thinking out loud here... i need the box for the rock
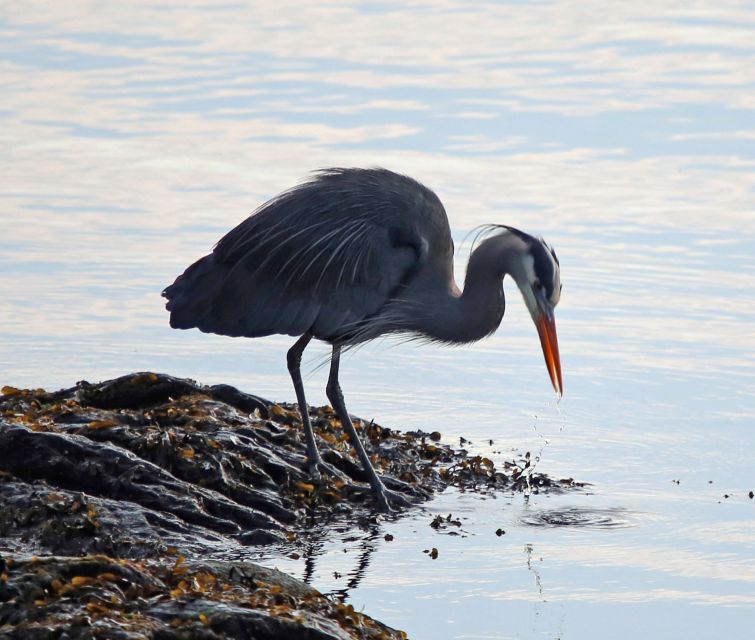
[0,555,402,639]
[0,372,581,638]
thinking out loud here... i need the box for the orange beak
[536,312,563,396]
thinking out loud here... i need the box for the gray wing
[163,168,446,342]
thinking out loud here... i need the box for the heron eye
[533,280,542,290]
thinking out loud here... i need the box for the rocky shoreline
[0,373,581,639]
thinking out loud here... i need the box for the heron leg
[287,333,324,476]
[326,346,412,511]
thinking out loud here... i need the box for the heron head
[503,228,563,396]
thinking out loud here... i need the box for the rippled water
[2,2,755,638]
[518,506,636,530]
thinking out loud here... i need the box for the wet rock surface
[0,372,582,638]
[0,554,401,640]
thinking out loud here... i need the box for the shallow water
[2,2,755,638]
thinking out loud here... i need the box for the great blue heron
[163,167,562,510]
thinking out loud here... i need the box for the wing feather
[163,168,444,342]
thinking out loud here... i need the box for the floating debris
[429,513,464,536]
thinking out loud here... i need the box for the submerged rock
[0,372,581,638]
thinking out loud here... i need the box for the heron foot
[305,456,349,483]
[346,482,415,512]
[379,474,431,499]
[374,486,415,512]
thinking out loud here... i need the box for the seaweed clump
[0,554,405,639]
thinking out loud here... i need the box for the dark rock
[0,372,583,638]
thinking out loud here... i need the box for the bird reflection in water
[298,516,382,602]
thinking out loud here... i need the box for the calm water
[2,2,755,638]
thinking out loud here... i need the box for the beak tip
[536,313,563,400]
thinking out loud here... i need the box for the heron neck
[422,242,517,344]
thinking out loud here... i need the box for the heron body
[163,168,562,509]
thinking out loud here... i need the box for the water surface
[2,2,755,638]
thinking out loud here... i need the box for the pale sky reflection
[488,587,755,606]
[2,3,755,639]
